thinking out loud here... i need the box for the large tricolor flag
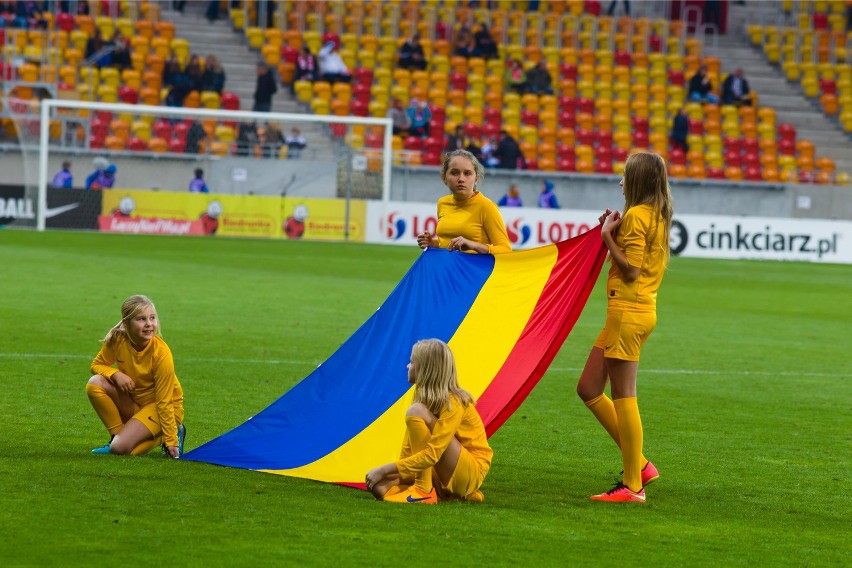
[183,229,607,487]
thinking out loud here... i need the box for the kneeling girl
[365,339,492,504]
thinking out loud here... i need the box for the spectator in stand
[110,31,131,70]
[189,168,209,193]
[200,54,226,94]
[252,63,277,112]
[481,135,500,168]
[292,46,318,93]
[184,120,208,154]
[85,28,110,66]
[398,33,428,71]
[537,179,559,209]
[186,54,204,92]
[86,161,117,190]
[164,57,192,107]
[670,108,689,153]
[687,65,719,104]
[607,0,631,16]
[494,130,525,170]
[318,41,351,84]
[387,98,412,136]
[721,68,753,107]
[407,99,432,138]
[261,122,285,158]
[453,27,476,58]
[205,0,220,22]
[445,124,468,154]
[497,184,523,207]
[285,127,307,159]
[465,137,483,163]
[526,60,554,95]
[505,59,528,94]
[473,24,498,60]
[14,1,47,29]
[52,161,73,188]
[235,122,258,156]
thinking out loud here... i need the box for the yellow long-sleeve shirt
[607,203,667,312]
[396,395,493,479]
[435,191,512,254]
[91,334,184,447]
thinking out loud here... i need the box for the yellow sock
[405,416,433,493]
[585,393,649,466]
[585,393,621,445]
[614,397,644,492]
[86,383,123,436]
[130,436,162,456]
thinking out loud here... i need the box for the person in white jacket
[318,42,351,84]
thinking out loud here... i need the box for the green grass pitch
[1,229,849,567]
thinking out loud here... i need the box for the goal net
[6,98,392,241]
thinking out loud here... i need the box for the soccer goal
[15,98,393,236]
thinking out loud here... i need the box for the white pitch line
[1,353,849,378]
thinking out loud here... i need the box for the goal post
[33,98,394,232]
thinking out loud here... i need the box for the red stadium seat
[352,67,373,86]
[688,118,703,135]
[777,124,796,143]
[153,120,172,139]
[560,64,578,81]
[449,73,467,91]
[724,149,742,167]
[171,122,189,143]
[576,128,594,145]
[724,137,741,154]
[127,137,147,151]
[350,99,369,116]
[404,136,423,151]
[221,92,240,111]
[778,138,796,155]
[280,45,298,64]
[557,156,576,171]
[421,150,442,165]
[168,138,184,153]
[577,98,594,114]
[559,96,577,113]
[669,147,686,165]
[706,166,725,179]
[614,51,631,66]
[56,12,75,32]
[118,86,138,104]
[521,110,538,126]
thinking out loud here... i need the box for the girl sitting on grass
[365,339,492,504]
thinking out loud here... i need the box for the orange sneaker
[590,483,646,503]
[383,485,438,504]
[641,461,660,487]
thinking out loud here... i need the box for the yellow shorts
[133,403,185,438]
[444,447,490,498]
[593,309,656,362]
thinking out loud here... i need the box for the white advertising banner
[365,201,852,264]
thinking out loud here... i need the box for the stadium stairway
[162,3,336,161]
[720,1,852,174]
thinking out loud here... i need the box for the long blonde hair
[411,339,474,416]
[622,152,673,261]
[102,295,160,346]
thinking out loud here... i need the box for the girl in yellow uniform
[85,295,186,457]
[416,149,511,255]
[365,339,493,504]
[576,152,673,503]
